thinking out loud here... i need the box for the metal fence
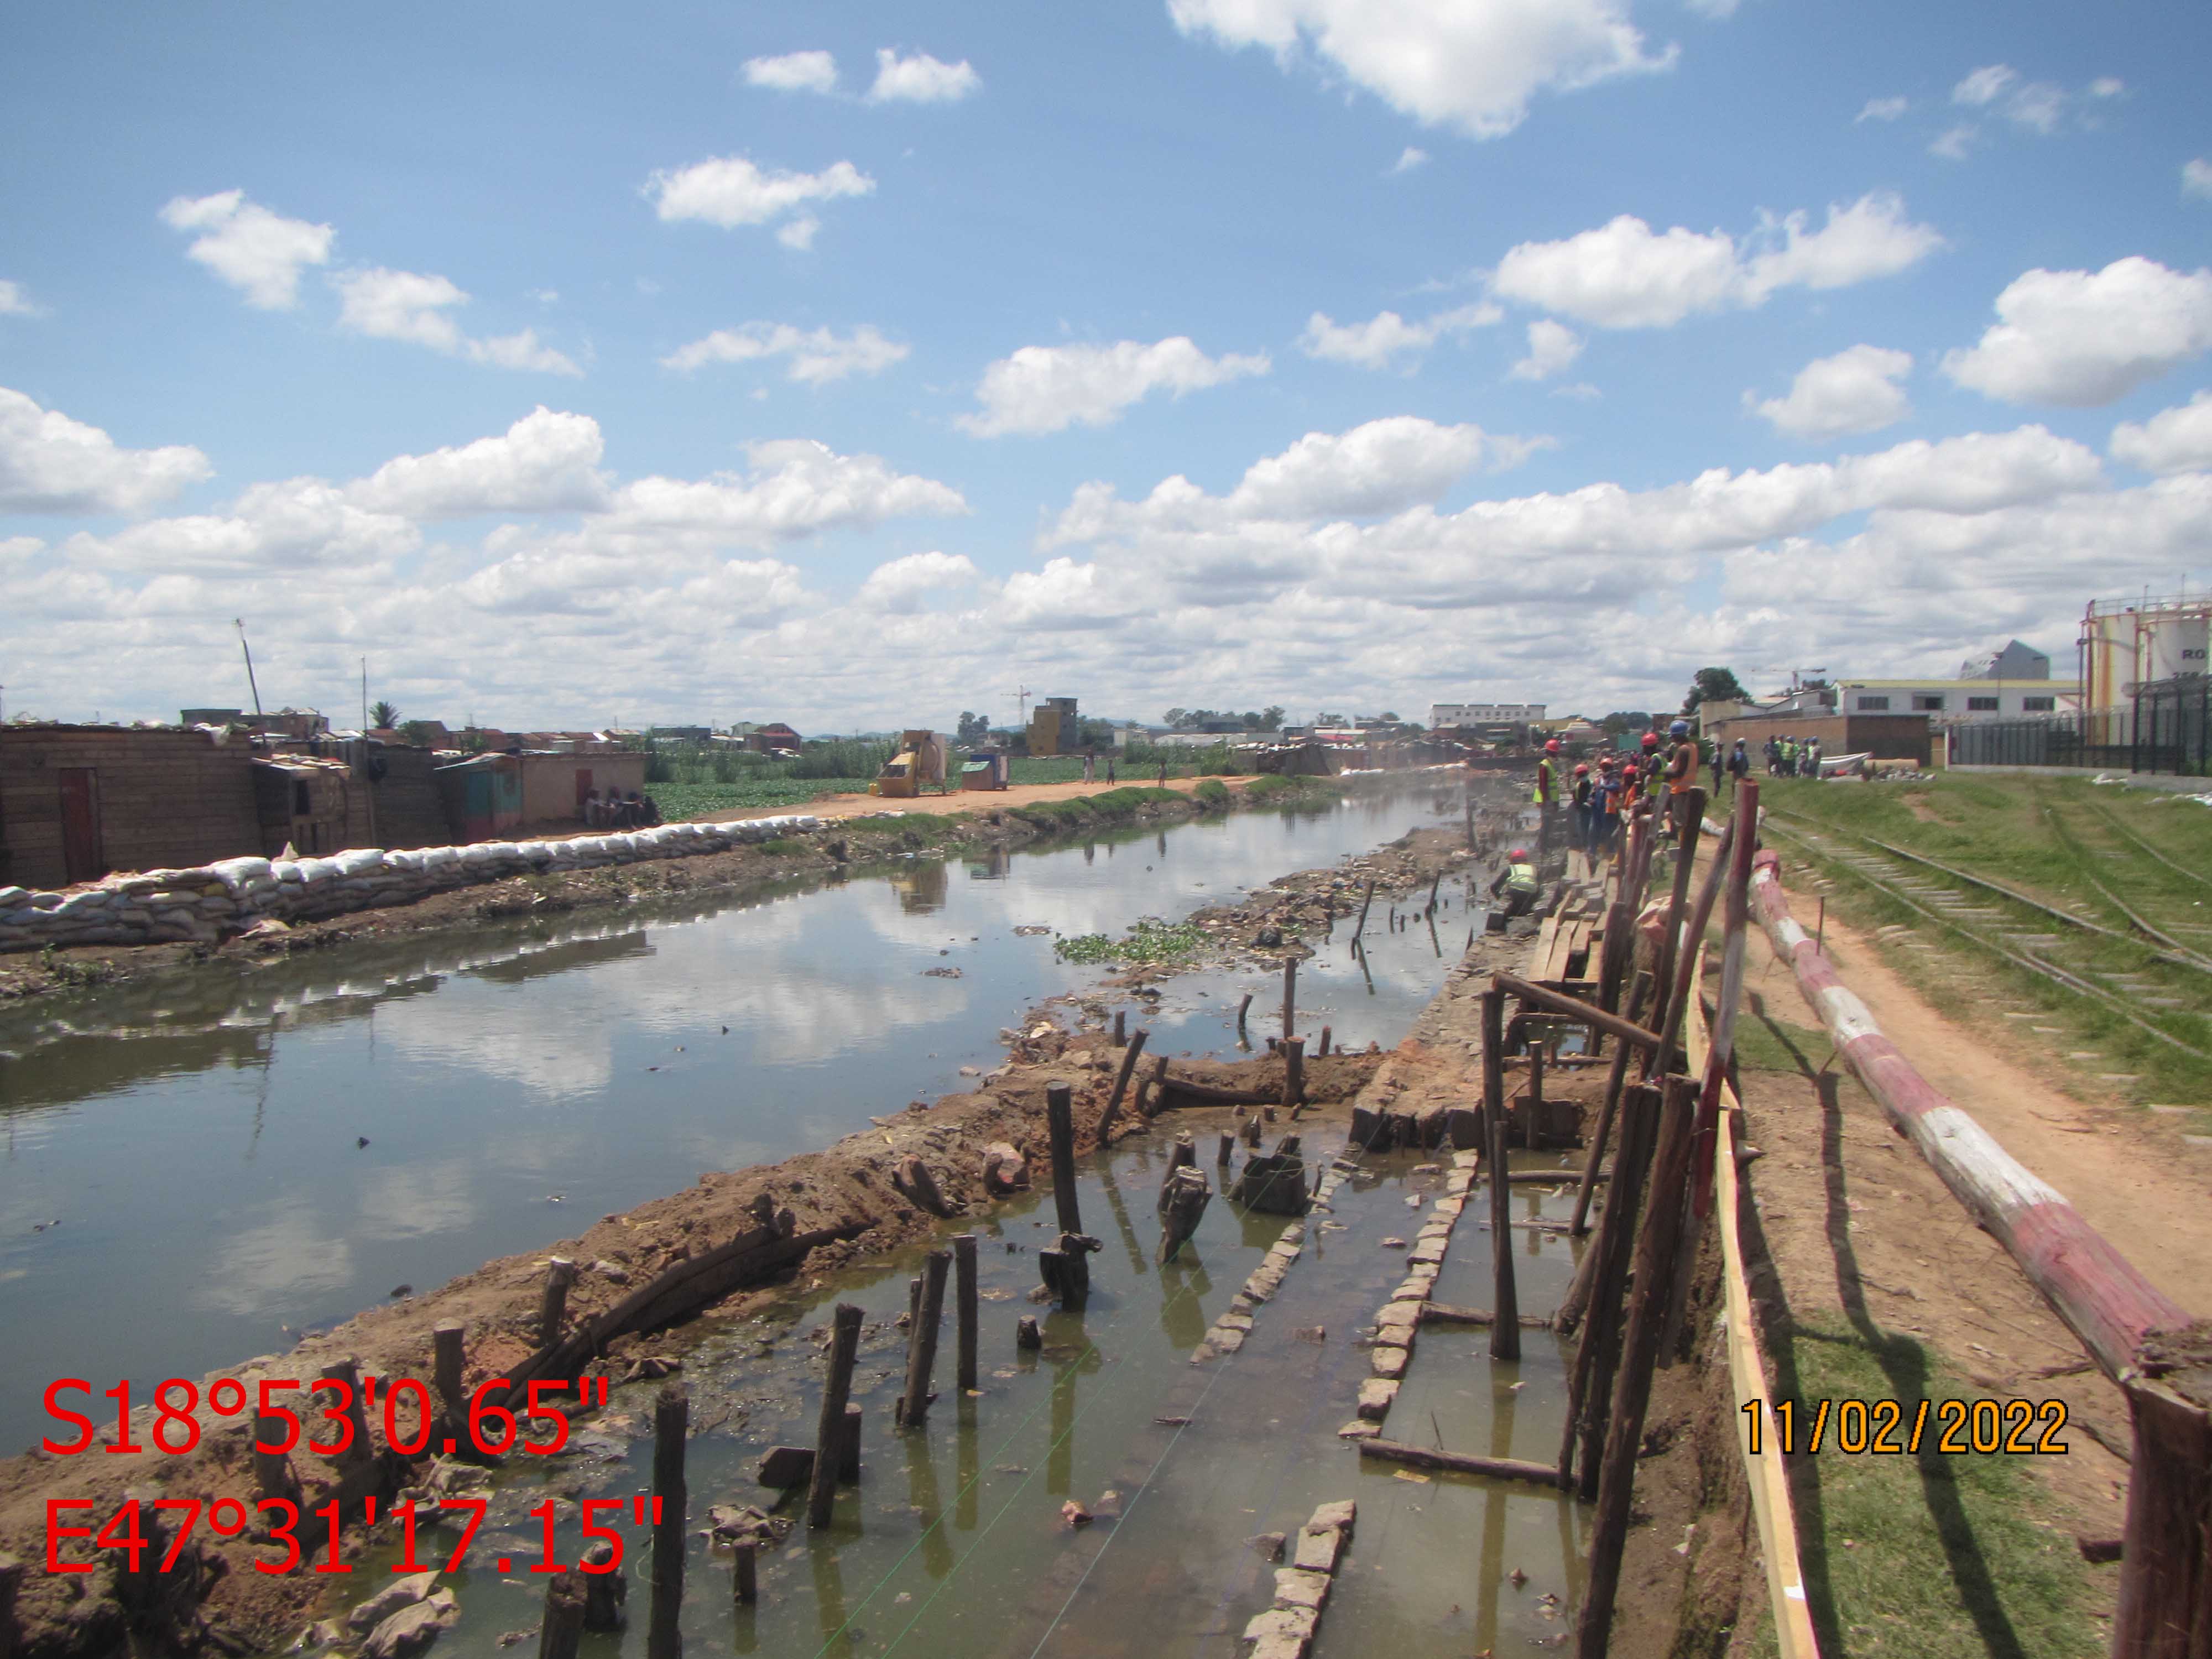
[1947,676,2210,775]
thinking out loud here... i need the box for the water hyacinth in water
[1053,918,1207,964]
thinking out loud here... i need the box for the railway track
[1761,806,2212,1065]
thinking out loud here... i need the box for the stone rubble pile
[0,816,824,952]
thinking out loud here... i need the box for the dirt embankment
[0,777,1331,1005]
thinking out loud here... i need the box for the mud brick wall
[371,747,454,848]
[0,727,262,890]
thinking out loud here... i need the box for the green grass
[1053,919,1207,964]
[1760,774,2212,1107]
[650,778,878,820]
[1194,778,1231,808]
[1773,1318,2106,1659]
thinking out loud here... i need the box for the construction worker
[1533,739,1561,807]
[1588,761,1621,863]
[1665,718,1698,839]
[1571,763,1593,853]
[1728,738,1750,793]
[1489,846,1542,917]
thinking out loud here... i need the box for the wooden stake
[953,1234,979,1394]
[1479,987,1506,1155]
[1046,1081,1083,1237]
[898,1249,951,1427]
[1576,1079,1696,1659]
[1641,790,1710,1080]
[1318,1024,1331,1057]
[1281,956,1297,1040]
[432,1321,466,1422]
[1525,1045,1545,1151]
[1489,1110,1521,1363]
[646,1383,687,1659]
[838,1405,861,1483]
[1561,1083,1663,1495]
[732,1542,758,1607]
[1355,879,1376,940]
[1097,1030,1149,1139]
[539,1258,577,1349]
[539,1567,587,1659]
[317,1358,373,1470]
[1237,992,1253,1037]
[1113,1010,1126,1046]
[807,1305,862,1528]
[1570,972,1651,1240]
[1216,1132,1234,1165]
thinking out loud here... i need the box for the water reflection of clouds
[354,1161,477,1241]
[195,1199,355,1316]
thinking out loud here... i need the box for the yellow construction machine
[870,729,949,798]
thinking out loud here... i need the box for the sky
[2,1,2209,734]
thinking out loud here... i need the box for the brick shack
[0,724,263,888]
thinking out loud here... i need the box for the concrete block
[1273,1568,1332,1613]
[1292,1526,1343,1574]
[1356,1379,1398,1420]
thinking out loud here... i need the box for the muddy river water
[0,791,1484,1455]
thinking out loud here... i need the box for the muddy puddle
[0,791,1485,1453]
[322,1117,1590,1659]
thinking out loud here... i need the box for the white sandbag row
[0,815,822,952]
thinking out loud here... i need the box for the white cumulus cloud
[867,49,982,103]
[646,156,875,232]
[0,280,39,317]
[1855,96,1907,122]
[855,550,982,611]
[1751,345,1913,439]
[661,322,910,383]
[743,50,838,94]
[2110,392,2212,476]
[347,408,609,519]
[1493,192,1941,328]
[1390,147,1430,174]
[1298,302,1500,369]
[1953,64,2016,107]
[958,337,1269,437]
[1167,0,1675,140]
[1929,124,1978,161]
[0,386,213,515]
[1510,320,1584,381]
[335,268,581,374]
[159,190,334,309]
[2185,160,2212,202]
[1942,258,2212,406]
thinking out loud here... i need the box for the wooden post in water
[1525,1045,1545,1151]
[1217,1132,1234,1165]
[1576,1079,1696,1659]
[1318,1025,1331,1058]
[1641,790,1709,1080]
[953,1234,979,1394]
[646,1383,687,1659]
[538,1568,587,1659]
[432,1321,466,1423]
[1281,957,1297,1040]
[1113,1010,1126,1046]
[837,1405,861,1482]
[1097,1030,1149,1139]
[1479,987,1506,1157]
[1488,1110,1521,1363]
[1355,879,1376,940]
[898,1249,951,1427]
[1282,1037,1306,1116]
[807,1305,863,1528]
[539,1258,576,1348]
[1046,1082,1083,1236]
[732,1543,758,1607]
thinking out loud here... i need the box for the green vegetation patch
[1053,919,1207,964]
[1776,1317,2106,1659]
[651,779,875,820]
[1194,778,1231,808]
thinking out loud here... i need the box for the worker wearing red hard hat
[1490,846,1541,917]
[1571,762,1594,858]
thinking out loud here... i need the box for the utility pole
[236,620,264,722]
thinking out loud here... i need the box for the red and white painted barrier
[1749,847,2188,1383]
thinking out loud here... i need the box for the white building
[1835,679,2078,721]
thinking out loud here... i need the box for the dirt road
[702,773,1225,824]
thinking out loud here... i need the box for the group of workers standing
[1762,734,1824,777]
[1517,719,1768,891]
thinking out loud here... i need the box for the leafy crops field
[649,779,878,821]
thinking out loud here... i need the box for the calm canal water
[0,791,1486,1453]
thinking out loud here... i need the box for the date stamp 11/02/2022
[1745,1396,2070,1457]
